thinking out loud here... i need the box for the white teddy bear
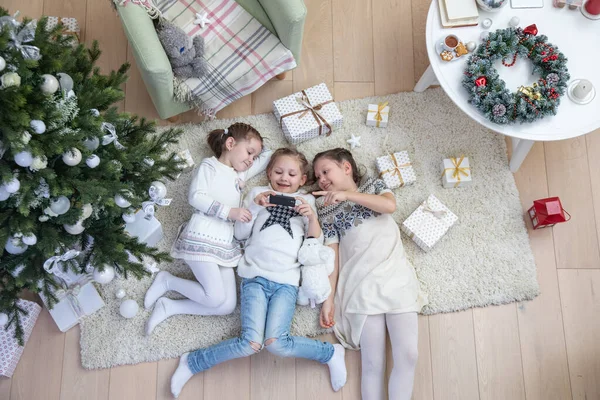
[297,237,335,308]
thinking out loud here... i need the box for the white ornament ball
[119,299,139,319]
[40,74,59,94]
[30,120,46,134]
[62,148,82,166]
[4,177,20,193]
[86,155,100,168]
[509,16,520,27]
[0,56,5,72]
[0,313,8,327]
[143,157,155,167]
[0,186,9,201]
[149,181,167,199]
[115,289,126,299]
[14,151,33,167]
[30,156,48,171]
[93,265,116,285]
[114,193,131,208]
[22,233,37,245]
[90,109,100,117]
[56,73,74,93]
[82,136,100,150]
[5,238,27,255]
[466,41,477,52]
[81,203,93,220]
[50,196,71,215]
[38,215,49,222]
[64,221,85,235]
[44,207,59,217]
[122,212,136,223]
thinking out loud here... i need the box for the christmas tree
[0,10,184,343]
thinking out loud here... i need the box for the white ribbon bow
[101,122,126,150]
[422,199,447,219]
[43,249,81,283]
[55,283,84,318]
[4,18,41,60]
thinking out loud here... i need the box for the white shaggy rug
[79,88,539,369]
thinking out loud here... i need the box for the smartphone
[269,194,296,207]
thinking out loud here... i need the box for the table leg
[414,65,439,92]
[510,138,535,172]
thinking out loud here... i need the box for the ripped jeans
[187,276,334,374]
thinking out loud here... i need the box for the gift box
[273,83,343,144]
[0,299,41,377]
[528,197,571,229]
[401,194,458,252]
[39,268,105,332]
[366,102,389,128]
[376,151,416,189]
[45,17,80,41]
[441,156,472,188]
[125,210,164,247]
[175,149,196,178]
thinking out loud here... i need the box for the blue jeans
[187,276,334,374]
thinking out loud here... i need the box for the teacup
[442,34,459,51]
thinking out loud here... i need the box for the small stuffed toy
[156,19,208,79]
[297,238,335,308]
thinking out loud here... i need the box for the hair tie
[221,128,229,139]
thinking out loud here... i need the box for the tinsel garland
[463,25,570,124]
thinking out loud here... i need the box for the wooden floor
[2,0,599,399]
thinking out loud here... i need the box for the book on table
[438,0,479,28]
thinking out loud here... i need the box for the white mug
[442,34,459,51]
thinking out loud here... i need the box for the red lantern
[527,197,570,229]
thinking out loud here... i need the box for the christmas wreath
[463,24,570,124]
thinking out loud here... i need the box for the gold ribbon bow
[422,198,447,219]
[379,153,412,187]
[279,91,334,137]
[442,155,471,188]
[368,102,389,127]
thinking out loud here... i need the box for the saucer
[567,79,596,105]
[435,37,468,62]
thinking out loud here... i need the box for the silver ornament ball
[86,155,100,168]
[62,148,82,166]
[119,299,139,319]
[0,186,9,201]
[4,177,20,194]
[114,193,132,208]
[22,233,37,245]
[50,196,71,215]
[40,74,59,94]
[14,151,33,167]
[56,73,74,93]
[93,265,116,285]
[82,136,100,150]
[0,56,5,72]
[466,41,477,52]
[64,221,85,235]
[115,289,126,299]
[149,181,167,199]
[81,203,94,220]
[30,120,46,134]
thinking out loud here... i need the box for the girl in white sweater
[169,148,346,398]
[144,123,272,335]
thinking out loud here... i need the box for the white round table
[414,0,600,171]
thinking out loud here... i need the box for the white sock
[144,271,172,309]
[326,344,347,392]
[171,352,194,399]
[145,297,170,336]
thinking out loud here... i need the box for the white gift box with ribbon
[125,210,164,247]
[39,253,104,332]
[273,82,343,144]
[366,102,390,128]
[441,156,472,188]
[376,151,416,189]
[401,194,458,252]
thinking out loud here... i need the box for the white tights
[144,261,237,335]
[359,312,418,400]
